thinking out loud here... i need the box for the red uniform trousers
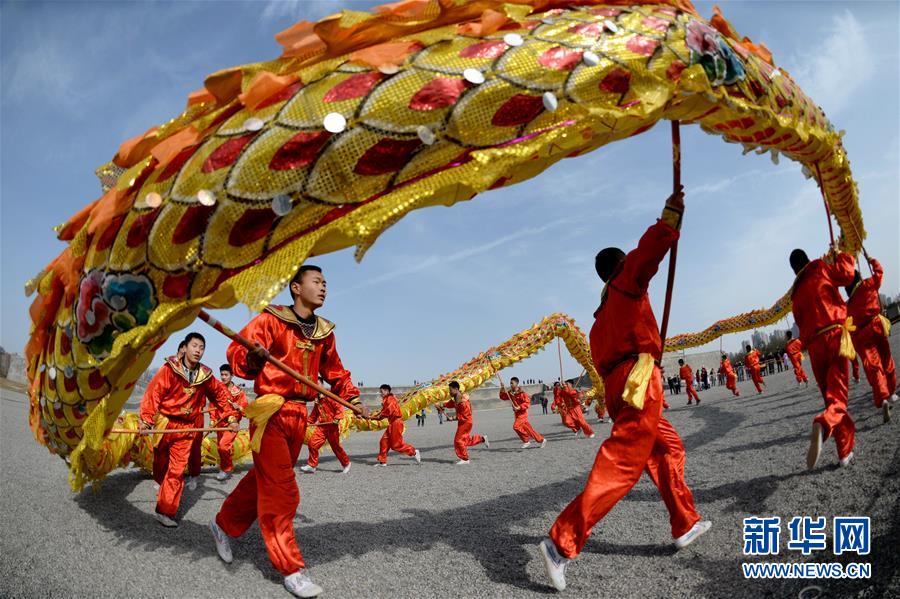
[852,318,897,407]
[748,366,764,393]
[377,420,416,463]
[188,413,204,477]
[152,418,197,518]
[550,362,700,559]
[808,329,855,459]
[216,402,308,576]
[851,356,860,381]
[513,411,544,443]
[568,408,594,436]
[725,373,739,396]
[454,419,484,460]
[306,422,350,468]
[216,430,240,472]
[558,408,577,432]
[790,356,809,383]
[684,381,700,403]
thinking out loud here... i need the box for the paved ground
[2,332,899,598]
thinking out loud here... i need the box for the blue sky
[1,1,898,386]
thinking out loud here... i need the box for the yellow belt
[815,318,857,361]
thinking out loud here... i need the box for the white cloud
[787,10,874,116]
[335,217,574,295]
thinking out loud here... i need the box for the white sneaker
[574,430,580,438]
[839,452,854,468]
[806,422,824,470]
[299,465,316,474]
[373,462,387,467]
[284,570,323,598]
[153,482,160,491]
[216,470,231,482]
[588,433,595,439]
[455,459,470,465]
[483,435,490,449]
[540,439,547,448]
[186,476,198,491]
[890,393,900,404]
[675,520,712,549]
[209,518,233,563]
[883,402,892,424]
[521,441,532,449]
[538,538,569,591]
[341,463,351,474]
[413,449,421,464]
[155,512,178,528]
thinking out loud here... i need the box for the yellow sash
[838,317,857,360]
[243,394,286,453]
[622,353,654,410]
[878,314,892,338]
[152,414,170,448]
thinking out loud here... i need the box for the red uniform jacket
[560,386,581,411]
[719,358,735,378]
[551,387,565,412]
[209,383,249,425]
[444,394,473,424]
[785,339,804,361]
[140,358,236,426]
[846,259,884,330]
[744,350,761,371]
[500,388,530,413]
[790,253,856,344]
[227,305,360,404]
[679,364,693,384]
[590,220,678,376]
[380,393,403,422]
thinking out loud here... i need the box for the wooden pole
[556,337,565,384]
[659,120,681,346]
[112,427,241,434]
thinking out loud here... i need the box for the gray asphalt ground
[2,332,899,599]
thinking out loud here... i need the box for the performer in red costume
[539,189,709,592]
[785,331,809,388]
[444,381,488,464]
[210,265,366,599]
[719,355,740,397]
[551,382,576,432]
[845,257,898,423]
[212,364,249,481]
[300,391,352,475]
[499,377,546,448]
[789,248,857,470]
[561,382,594,438]
[678,358,701,405]
[140,332,237,527]
[374,384,420,465]
[743,345,765,394]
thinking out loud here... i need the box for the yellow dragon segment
[25,0,863,489]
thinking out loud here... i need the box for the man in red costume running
[561,382,594,438]
[140,332,238,527]
[444,381,488,464]
[678,358,701,405]
[551,382,576,432]
[789,248,857,470]
[784,331,809,388]
[719,355,740,397]
[845,256,898,423]
[538,189,709,591]
[500,377,546,448]
[209,265,367,599]
[300,391,352,475]
[743,345,765,394]
[212,364,249,481]
[374,384,420,465]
